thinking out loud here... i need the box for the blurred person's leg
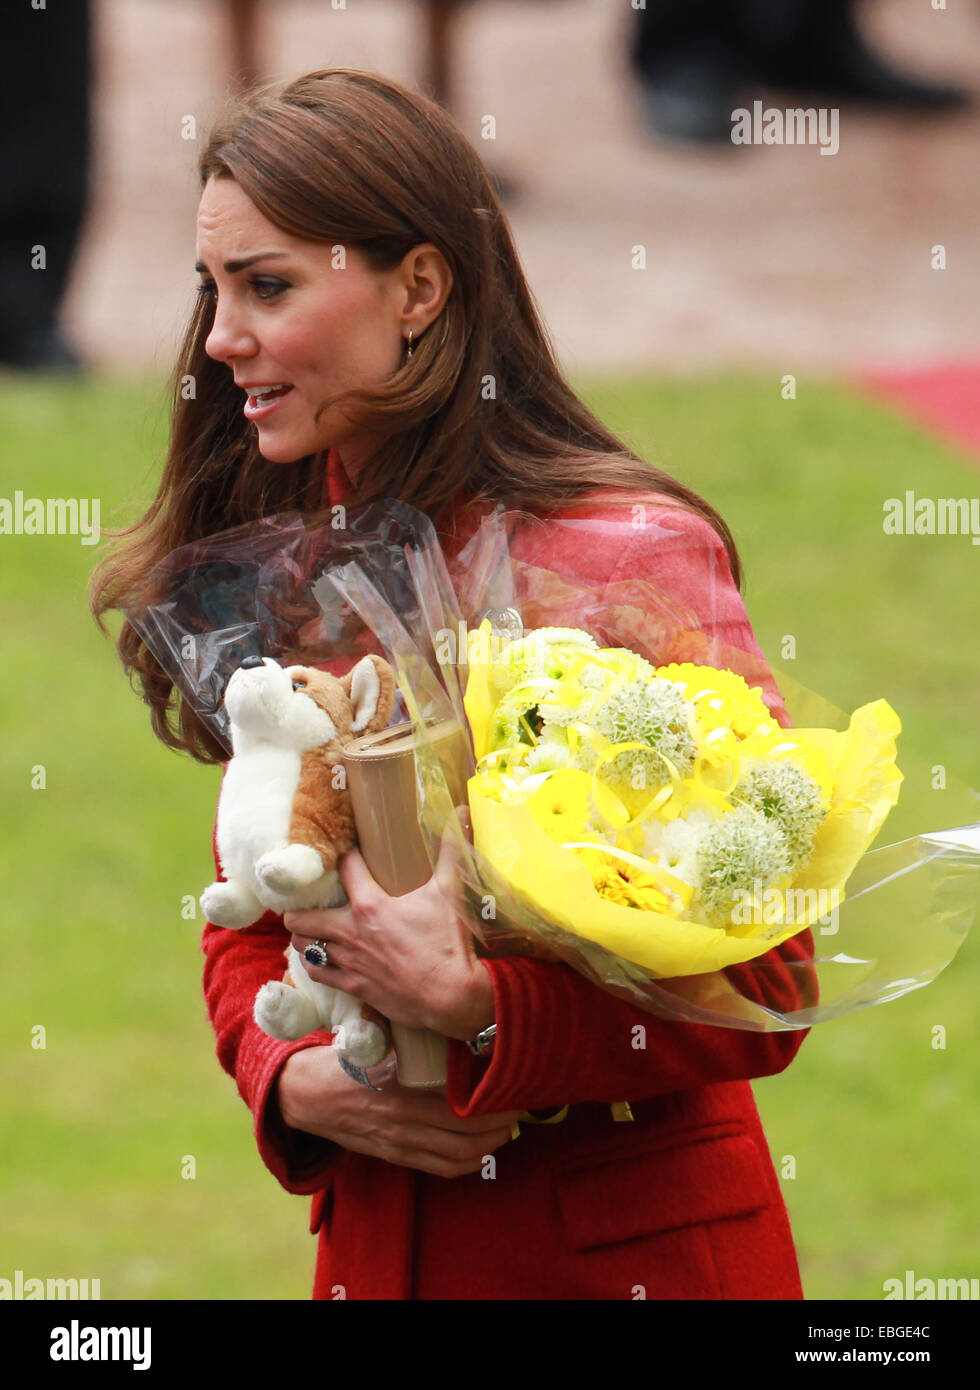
[1,0,91,371]
[630,0,742,142]
[422,0,459,109]
[419,0,521,202]
[227,0,262,94]
[735,0,968,108]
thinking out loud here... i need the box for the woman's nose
[204,301,258,363]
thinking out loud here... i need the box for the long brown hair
[90,67,743,765]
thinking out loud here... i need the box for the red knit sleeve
[446,504,814,1116]
[201,790,342,1194]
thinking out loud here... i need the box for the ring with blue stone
[303,939,330,968]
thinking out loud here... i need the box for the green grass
[1,369,977,1300]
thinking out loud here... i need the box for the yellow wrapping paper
[465,632,904,977]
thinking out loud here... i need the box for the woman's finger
[383,1089,523,1134]
[327,1133,499,1181]
[289,932,344,963]
[392,1145,510,1180]
[338,846,385,913]
[376,1119,516,1169]
[418,1105,525,1136]
[283,904,355,940]
[296,956,356,993]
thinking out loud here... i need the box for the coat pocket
[555,1129,771,1252]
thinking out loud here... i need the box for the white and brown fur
[199,655,396,1066]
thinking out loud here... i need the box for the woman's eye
[251,278,287,300]
[194,278,287,302]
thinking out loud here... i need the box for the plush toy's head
[225,653,397,751]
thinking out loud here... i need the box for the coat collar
[321,444,355,509]
[320,444,487,559]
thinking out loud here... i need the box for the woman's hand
[283,827,494,1040]
[277,1045,520,1179]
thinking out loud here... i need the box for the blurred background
[2,0,978,1301]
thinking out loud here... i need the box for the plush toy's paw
[255,844,324,895]
[334,1019,389,1068]
[253,981,321,1041]
[200,880,262,930]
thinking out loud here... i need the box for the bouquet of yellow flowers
[465,622,902,977]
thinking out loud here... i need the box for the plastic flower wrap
[126,497,980,1032]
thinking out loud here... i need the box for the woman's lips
[243,385,294,421]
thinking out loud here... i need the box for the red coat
[201,448,812,1300]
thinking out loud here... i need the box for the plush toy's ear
[344,655,397,735]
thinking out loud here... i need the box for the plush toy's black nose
[240,654,265,670]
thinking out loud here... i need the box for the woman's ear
[400,243,453,332]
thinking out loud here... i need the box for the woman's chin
[255,433,308,464]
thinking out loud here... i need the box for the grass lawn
[1,369,977,1300]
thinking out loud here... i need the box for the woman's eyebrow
[194,251,290,275]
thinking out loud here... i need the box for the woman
[91,68,812,1301]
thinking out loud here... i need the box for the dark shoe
[638,47,741,144]
[742,15,969,109]
[0,326,86,374]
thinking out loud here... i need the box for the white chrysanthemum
[735,758,826,868]
[524,728,574,773]
[535,698,580,730]
[571,677,697,791]
[578,662,609,691]
[695,805,792,923]
[495,628,598,688]
[642,808,716,887]
[596,677,692,748]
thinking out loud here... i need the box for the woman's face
[195,176,449,478]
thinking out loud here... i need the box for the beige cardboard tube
[341,720,470,1088]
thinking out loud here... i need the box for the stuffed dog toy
[200,653,397,1067]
